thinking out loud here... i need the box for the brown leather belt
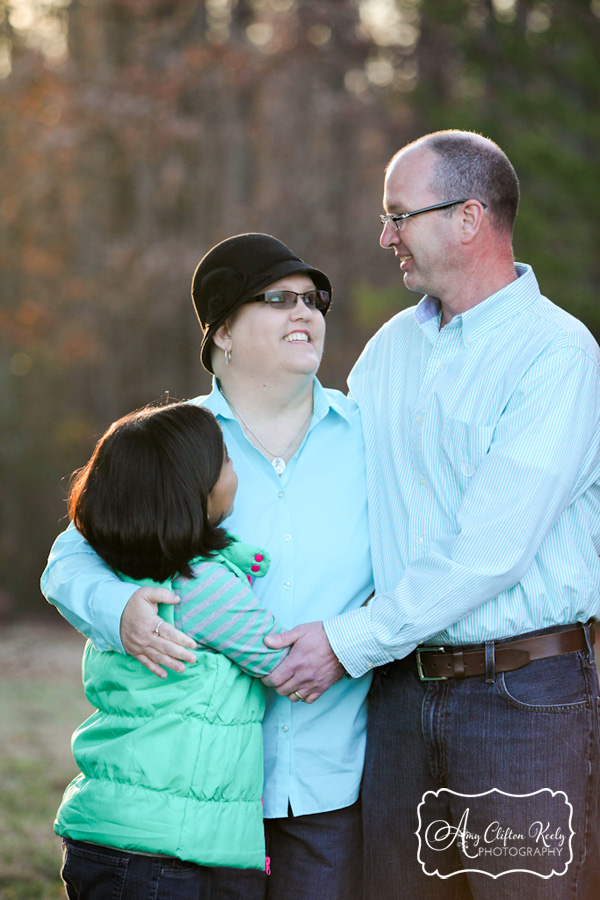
[415,623,592,681]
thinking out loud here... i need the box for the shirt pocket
[440,418,495,492]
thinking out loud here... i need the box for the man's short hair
[400,130,520,234]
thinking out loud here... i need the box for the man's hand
[262,621,346,703]
[120,587,197,678]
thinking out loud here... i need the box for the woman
[42,234,374,900]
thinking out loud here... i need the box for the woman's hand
[120,587,197,678]
[262,621,347,702]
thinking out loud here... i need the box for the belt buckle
[416,646,448,681]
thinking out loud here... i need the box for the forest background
[1,0,600,619]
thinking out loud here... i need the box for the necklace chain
[219,387,312,475]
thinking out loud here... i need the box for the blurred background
[1,3,600,895]
[1,0,600,616]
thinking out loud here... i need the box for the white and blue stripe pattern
[325,264,600,678]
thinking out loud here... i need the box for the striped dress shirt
[324,263,600,678]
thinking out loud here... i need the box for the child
[55,401,289,900]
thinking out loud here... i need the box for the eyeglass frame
[246,289,331,314]
[380,199,487,232]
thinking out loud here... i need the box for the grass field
[0,621,91,899]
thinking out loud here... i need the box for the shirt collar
[201,376,353,426]
[201,381,234,418]
[414,263,539,344]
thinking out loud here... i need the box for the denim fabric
[61,839,263,900]
[264,802,363,900]
[209,802,363,900]
[207,802,363,900]
[209,863,266,900]
[362,624,600,900]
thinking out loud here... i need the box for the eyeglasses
[248,289,331,313]
[379,199,486,232]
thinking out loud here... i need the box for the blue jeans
[61,839,264,900]
[362,623,600,900]
[210,802,363,900]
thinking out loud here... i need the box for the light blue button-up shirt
[41,379,373,818]
[324,264,600,678]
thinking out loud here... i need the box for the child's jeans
[61,838,265,900]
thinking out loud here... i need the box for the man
[264,131,600,898]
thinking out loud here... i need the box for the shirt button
[277,491,284,499]
[436,361,443,370]
[466,337,472,344]
[283,534,292,542]
[416,416,422,424]
[282,725,289,733]
[419,477,427,486]
[416,536,424,545]
[283,582,291,590]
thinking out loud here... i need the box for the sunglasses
[247,289,331,313]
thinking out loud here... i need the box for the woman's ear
[212,322,232,353]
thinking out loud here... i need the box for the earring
[224,348,231,365]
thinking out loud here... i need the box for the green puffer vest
[54,543,268,870]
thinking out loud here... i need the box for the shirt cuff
[88,580,135,652]
[324,606,395,678]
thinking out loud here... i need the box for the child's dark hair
[68,402,231,582]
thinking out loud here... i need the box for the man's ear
[459,199,486,244]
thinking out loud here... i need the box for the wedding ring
[293,691,304,702]
[154,622,162,637]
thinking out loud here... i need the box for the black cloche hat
[191,233,332,373]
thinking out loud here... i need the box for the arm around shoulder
[41,523,135,652]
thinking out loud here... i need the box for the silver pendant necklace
[219,387,312,475]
